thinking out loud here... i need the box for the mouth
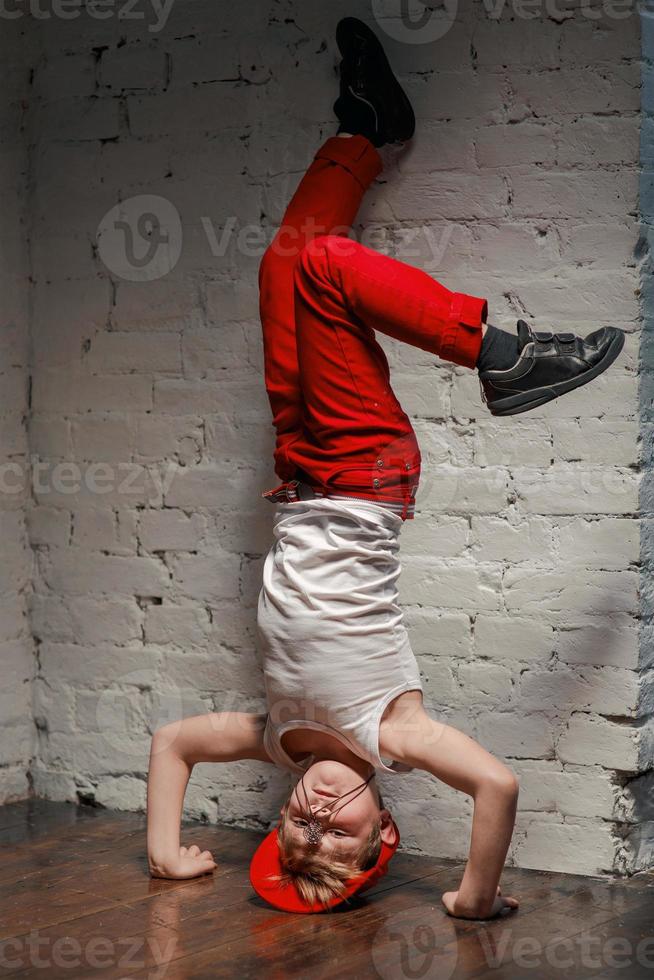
[312,788,339,799]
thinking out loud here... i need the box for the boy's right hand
[149,844,217,880]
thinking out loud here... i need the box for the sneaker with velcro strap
[478,319,625,417]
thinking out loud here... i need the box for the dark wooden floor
[1,801,653,979]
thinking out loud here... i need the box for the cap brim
[249,819,400,913]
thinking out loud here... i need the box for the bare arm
[147,712,270,879]
[380,701,519,919]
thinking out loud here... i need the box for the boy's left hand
[441,886,519,920]
[149,844,217,880]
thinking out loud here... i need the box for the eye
[329,830,347,837]
[293,818,309,828]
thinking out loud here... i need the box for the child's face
[281,760,385,863]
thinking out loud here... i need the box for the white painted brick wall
[0,25,34,804]
[0,1,648,876]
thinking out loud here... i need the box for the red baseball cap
[249,818,400,913]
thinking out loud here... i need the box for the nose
[310,800,331,817]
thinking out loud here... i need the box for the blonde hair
[271,807,384,910]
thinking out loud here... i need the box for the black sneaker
[334,17,415,147]
[479,320,626,417]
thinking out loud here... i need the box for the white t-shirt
[256,496,423,775]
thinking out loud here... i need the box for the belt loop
[286,480,300,502]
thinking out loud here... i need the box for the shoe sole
[487,328,626,417]
[335,17,415,143]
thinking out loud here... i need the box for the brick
[67,597,143,646]
[412,418,475,468]
[144,603,211,647]
[417,465,510,515]
[392,174,509,222]
[418,658,456,702]
[559,18,640,65]
[32,96,121,142]
[181,326,257,378]
[476,123,557,168]
[400,515,468,558]
[510,65,640,117]
[556,220,640,271]
[511,171,638,220]
[94,775,146,810]
[100,45,168,92]
[513,465,639,515]
[134,415,204,461]
[0,767,30,805]
[0,593,28,643]
[41,551,169,598]
[520,664,639,716]
[503,567,638,619]
[474,615,554,662]
[514,818,617,875]
[515,761,616,820]
[404,71,507,124]
[551,419,638,466]
[71,417,134,462]
[395,372,450,420]
[164,463,257,510]
[471,222,560,277]
[38,641,160,690]
[0,416,28,457]
[557,116,640,167]
[28,416,70,458]
[70,506,118,552]
[457,660,514,703]
[400,560,502,611]
[85,332,182,375]
[477,711,554,759]
[557,714,640,771]
[32,462,166,510]
[112,279,201,332]
[398,123,475,175]
[471,516,553,563]
[555,625,639,669]
[474,418,553,467]
[169,34,239,86]
[0,513,31,591]
[139,508,205,552]
[472,17,561,70]
[153,380,268,421]
[33,371,153,414]
[31,278,112,368]
[27,506,71,547]
[557,517,639,569]
[168,552,240,602]
[128,86,250,139]
[403,610,473,660]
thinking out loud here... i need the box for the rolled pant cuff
[315,135,383,190]
[441,293,488,369]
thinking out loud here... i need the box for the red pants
[258,135,488,519]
